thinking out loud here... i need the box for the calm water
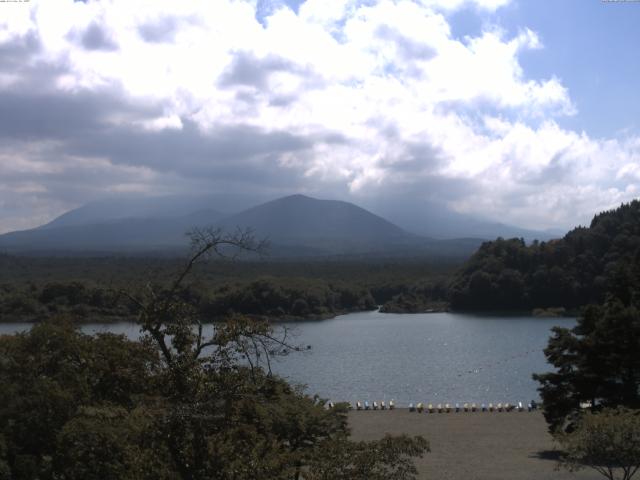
[0,311,574,406]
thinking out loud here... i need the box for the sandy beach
[349,409,601,480]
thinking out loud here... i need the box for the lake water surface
[0,311,574,406]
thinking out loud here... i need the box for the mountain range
[0,194,560,258]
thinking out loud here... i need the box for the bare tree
[120,227,296,375]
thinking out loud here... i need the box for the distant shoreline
[0,306,579,325]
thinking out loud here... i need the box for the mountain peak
[281,193,314,201]
[270,193,325,205]
[219,194,408,241]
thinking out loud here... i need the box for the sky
[1,0,640,234]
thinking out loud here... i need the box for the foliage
[203,277,376,319]
[0,228,428,479]
[0,434,9,480]
[534,295,640,432]
[556,407,640,480]
[0,319,159,479]
[379,279,449,313]
[450,200,640,311]
[0,280,131,323]
[306,434,429,480]
[0,255,457,323]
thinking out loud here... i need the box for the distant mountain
[41,193,265,229]
[0,194,482,258]
[365,199,561,242]
[0,209,224,252]
[38,193,560,242]
[216,194,482,257]
[219,194,407,243]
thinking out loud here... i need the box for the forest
[0,254,456,323]
[448,201,640,312]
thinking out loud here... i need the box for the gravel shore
[348,410,601,480]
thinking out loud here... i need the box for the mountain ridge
[0,193,555,258]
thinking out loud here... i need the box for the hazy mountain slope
[219,194,408,242]
[0,194,483,257]
[0,210,223,252]
[211,194,483,257]
[41,193,266,229]
[368,200,561,241]
[37,192,559,242]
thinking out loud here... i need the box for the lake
[0,310,574,406]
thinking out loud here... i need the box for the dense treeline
[203,278,376,319]
[0,281,130,323]
[0,254,457,286]
[449,201,640,311]
[0,278,376,323]
[0,257,457,322]
[378,280,449,313]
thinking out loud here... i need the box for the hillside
[0,194,481,258]
[220,194,407,242]
[39,193,265,229]
[217,194,421,255]
[369,199,562,241]
[0,210,224,252]
[448,200,640,311]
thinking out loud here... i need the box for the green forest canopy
[449,200,640,311]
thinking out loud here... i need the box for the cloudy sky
[1,0,640,234]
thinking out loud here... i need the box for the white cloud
[0,0,638,232]
[418,0,511,12]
